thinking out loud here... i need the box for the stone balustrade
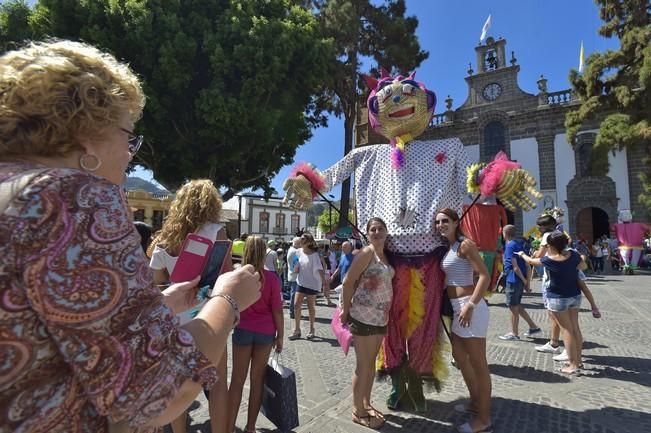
[547,89,574,105]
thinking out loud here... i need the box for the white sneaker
[535,342,563,354]
[553,349,569,361]
[498,333,520,341]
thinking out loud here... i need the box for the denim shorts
[504,280,524,306]
[232,327,275,346]
[541,278,550,308]
[546,295,582,312]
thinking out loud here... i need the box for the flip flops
[352,410,385,429]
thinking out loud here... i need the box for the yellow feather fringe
[431,317,452,380]
[376,342,385,371]
[406,268,425,338]
[466,163,484,194]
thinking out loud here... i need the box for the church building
[356,36,649,240]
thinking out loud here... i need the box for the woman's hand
[458,303,474,328]
[274,336,284,353]
[339,307,349,325]
[212,264,262,311]
[162,276,200,315]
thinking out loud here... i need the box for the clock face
[482,83,502,101]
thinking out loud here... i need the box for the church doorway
[576,207,610,242]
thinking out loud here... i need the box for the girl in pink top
[227,236,284,433]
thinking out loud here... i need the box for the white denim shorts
[451,295,489,338]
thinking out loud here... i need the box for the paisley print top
[0,162,217,433]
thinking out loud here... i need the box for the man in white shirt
[264,240,279,273]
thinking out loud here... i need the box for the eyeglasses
[434,218,450,226]
[120,127,144,156]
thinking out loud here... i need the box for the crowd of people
[0,38,630,433]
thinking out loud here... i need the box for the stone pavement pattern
[179,271,651,433]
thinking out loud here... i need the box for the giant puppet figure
[611,210,650,274]
[283,68,541,411]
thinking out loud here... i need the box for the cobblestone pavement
[179,270,651,433]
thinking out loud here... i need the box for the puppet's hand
[495,168,542,212]
[282,162,326,210]
[468,152,542,211]
[283,175,314,210]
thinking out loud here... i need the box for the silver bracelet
[212,293,240,328]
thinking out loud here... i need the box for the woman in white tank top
[436,208,493,433]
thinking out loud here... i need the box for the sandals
[306,332,315,340]
[288,332,301,341]
[366,405,385,421]
[457,422,493,433]
[352,410,385,429]
[563,361,584,369]
[557,366,581,375]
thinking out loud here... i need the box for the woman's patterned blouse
[0,162,217,433]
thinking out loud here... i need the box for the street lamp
[328,194,335,235]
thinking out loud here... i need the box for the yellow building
[127,189,240,237]
[126,189,173,231]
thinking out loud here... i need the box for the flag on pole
[578,41,585,73]
[480,14,492,42]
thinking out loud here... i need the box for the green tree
[4,0,333,197]
[310,0,428,227]
[0,0,37,51]
[565,0,651,213]
[317,206,355,234]
[307,202,326,227]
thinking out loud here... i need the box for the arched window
[484,49,498,71]
[483,121,505,161]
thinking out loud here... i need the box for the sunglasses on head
[434,218,450,225]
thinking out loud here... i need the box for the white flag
[578,41,585,73]
[480,14,492,42]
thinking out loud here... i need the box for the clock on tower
[482,82,502,101]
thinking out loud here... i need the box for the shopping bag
[330,305,353,356]
[261,355,299,432]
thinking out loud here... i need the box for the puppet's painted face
[365,70,436,141]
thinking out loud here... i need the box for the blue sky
[134,0,618,197]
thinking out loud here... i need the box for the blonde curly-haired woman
[149,179,232,433]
